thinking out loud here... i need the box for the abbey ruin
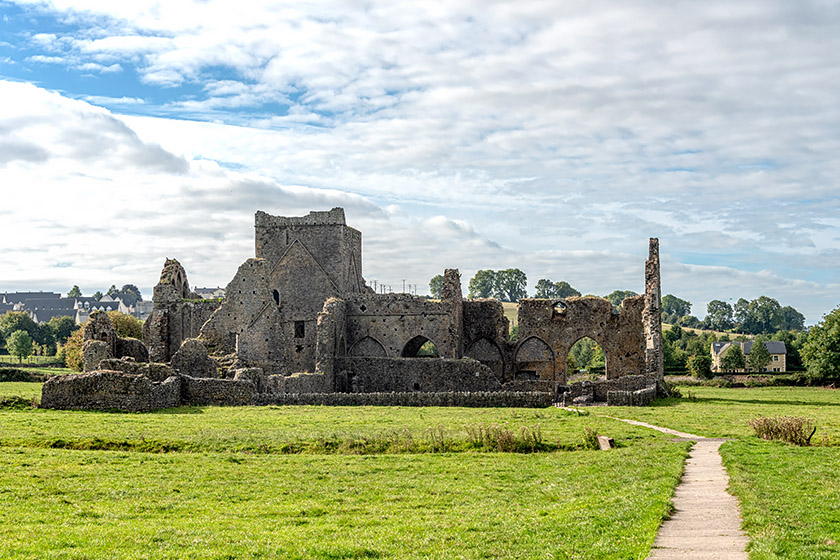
[41,208,665,411]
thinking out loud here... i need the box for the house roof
[2,291,61,304]
[19,297,77,310]
[30,308,77,323]
[712,340,786,356]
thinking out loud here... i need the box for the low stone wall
[40,371,181,412]
[607,386,657,406]
[502,379,554,393]
[180,375,255,406]
[98,358,176,382]
[274,371,332,394]
[592,374,655,401]
[254,391,552,408]
[336,356,501,393]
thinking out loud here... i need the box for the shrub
[581,427,600,450]
[687,354,713,379]
[749,416,816,446]
[63,329,84,371]
[107,311,143,339]
[0,367,30,382]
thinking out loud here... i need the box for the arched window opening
[402,336,439,358]
[552,300,568,316]
[567,337,607,382]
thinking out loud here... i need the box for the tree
[734,298,751,332]
[535,279,580,299]
[106,311,143,339]
[93,291,103,301]
[801,306,840,383]
[494,268,527,302]
[67,285,82,298]
[705,300,734,331]
[468,270,496,299]
[106,285,119,297]
[63,328,84,371]
[749,296,783,334]
[687,354,713,379]
[429,275,443,299]
[721,344,746,373]
[7,330,34,363]
[748,341,772,372]
[780,306,805,331]
[662,294,691,321]
[604,290,638,310]
[0,311,39,340]
[120,284,143,302]
[48,315,79,345]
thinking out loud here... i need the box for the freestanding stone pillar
[643,238,664,381]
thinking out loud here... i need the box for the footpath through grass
[600,386,840,559]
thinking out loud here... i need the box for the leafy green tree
[494,268,527,302]
[750,296,783,334]
[106,285,119,297]
[780,306,805,331]
[0,311,39,340]
[468,270,496,299]
[120,284,143,302]
[67,285,82,298]
[662,294,691,321]
[92,291,103,301]
[535,279,580,299]
[664,325,683,343]
[771,330,807,370]
[733,297,752,332]
[748,341,772,372]
[604,290,638,310]
[63,328,84,371]
[801,306,840,382]
[687,354,713,379]
[7,330,34,363]
[705,300,734,331]
[721,344,746,373]
[429,275,443,299]
[48,316,79,345]
[106,311,143,340]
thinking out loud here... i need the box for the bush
[687,354,713,379]
[107,311,143,340]
[581,427,600,450]
[63,329,84,372]
[749,416,816,446]
[0,367,30,382]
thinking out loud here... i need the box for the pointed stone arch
[349,336,387,357]
[465,337,505,382]
[567,335,608,382]
[514,336,555,381]
[402,335,439,358]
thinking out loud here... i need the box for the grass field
[595,386,840,559]
[3,382,839,558]
[0,386,687,559]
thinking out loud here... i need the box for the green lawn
[605,385,840,441]
[0,382,42,399]
[0,394,687,559]
[596,386,840,559]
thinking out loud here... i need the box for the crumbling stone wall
[335,356,500,393]
[40,371,181,412]
[644,238,664,380]
[82,311,152,372]
[144,259,219,362]
[517,296,646,383]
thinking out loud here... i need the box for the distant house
[194,287,226,299]
[711,340,787,373]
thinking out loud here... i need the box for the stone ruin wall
[41,207,665,411]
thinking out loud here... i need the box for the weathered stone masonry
[42,207,665,411]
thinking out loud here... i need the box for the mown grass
[598,386,840,559]
[605,385,840,440]
[722,440,840,559]
[0,393,669,454]
[0,382,42,399]
[0,443,686,559]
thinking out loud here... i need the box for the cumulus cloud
[2,1,840,322]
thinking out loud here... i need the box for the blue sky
[1,0,839,324]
